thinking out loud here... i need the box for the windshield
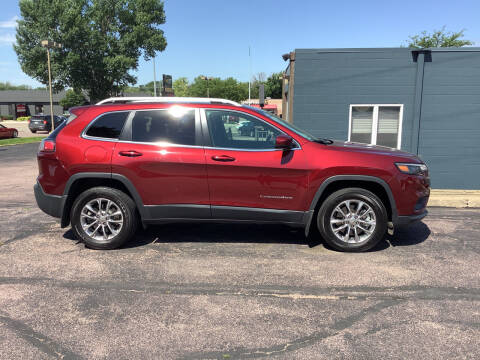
[244,106,317,141]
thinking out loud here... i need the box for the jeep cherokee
[34,97,430,252]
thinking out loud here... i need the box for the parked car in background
[29,115,65,133]
[34,97,430,252]
[237,120,256,136]
[0,124,18,139]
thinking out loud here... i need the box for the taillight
[43,120,47,124]
[39,139,55,152]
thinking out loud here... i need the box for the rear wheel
[70,187,137,249]
[12,130,18,138]
[317,188,388,252]
[30,130,36,134]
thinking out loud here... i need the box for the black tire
[317,188,388,252]
[30,130,36,133]
[70,187,137,250]
[12,130,18,138]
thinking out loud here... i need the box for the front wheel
[70,187,138,249]
[317,188,388,252]
[12,130,18,138]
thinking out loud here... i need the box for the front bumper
[395,210,428,227]
[34,182,66,218]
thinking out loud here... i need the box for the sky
[0,0,479,88]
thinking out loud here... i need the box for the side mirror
[275,135,294,149]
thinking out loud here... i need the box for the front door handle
[119,150,143,157]
[211,155,235,162]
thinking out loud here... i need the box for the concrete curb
[429,190,480,208]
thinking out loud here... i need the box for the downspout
[411,50,430,155]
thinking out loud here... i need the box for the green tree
[188,76,248,102]
[139,81,155,95]
[15,0,167,103]
[124,81,162,95]
[60,89,87,108]
[406,27,473,48]
[173,77,189,97]
[249,72,266,99]
[0,81,31,90]
[215,77,248,102]
[188,76,210,98]
[264,72,282,99]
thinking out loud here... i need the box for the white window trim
[348,104,403,149]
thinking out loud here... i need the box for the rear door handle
[211,155,235,162]
[119,150,143,157]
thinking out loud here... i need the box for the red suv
[34,98,430,252]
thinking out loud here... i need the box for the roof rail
[96,97,240,106]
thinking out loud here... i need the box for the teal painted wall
[292,48,480,189]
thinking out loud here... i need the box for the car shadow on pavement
[128,223,312,248]
[372,221,431,251]
[63,221,431,252]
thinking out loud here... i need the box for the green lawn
[0,136,46,147]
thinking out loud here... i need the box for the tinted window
[206,110,281,149]
[132,108,195,145]
[86,112,128,139]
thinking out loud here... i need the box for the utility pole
[248,46,251,105]
[200,76,210,98]
[153,54,157,97]
[41,40,62,132]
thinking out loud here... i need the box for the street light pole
[153,55,157,97]
[46,48,54,130]
[41,40,62,132]
[200,76,210,98]
[248,46,251,105]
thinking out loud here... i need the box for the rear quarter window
[85,112,129,139]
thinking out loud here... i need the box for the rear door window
[85,112,129,139]
[131,108,196,145]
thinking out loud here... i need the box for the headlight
[395,162,428,175]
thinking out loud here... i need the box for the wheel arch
[304,175,397,237]
[60,173,145,228]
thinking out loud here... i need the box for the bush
[16,116,31,122]
[0,115,13,120]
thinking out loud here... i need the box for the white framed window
[348,104,403,149]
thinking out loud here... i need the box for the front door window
[205,110,281,149]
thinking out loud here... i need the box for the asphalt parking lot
[0,142,479,359]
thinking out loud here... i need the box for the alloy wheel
[80,198,124,241]
[329,199,376,244]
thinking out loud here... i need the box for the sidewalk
[429,189,480,208]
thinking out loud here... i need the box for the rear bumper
[29,124,50,131]
[395,210,428,227]
[34,181,66,218]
